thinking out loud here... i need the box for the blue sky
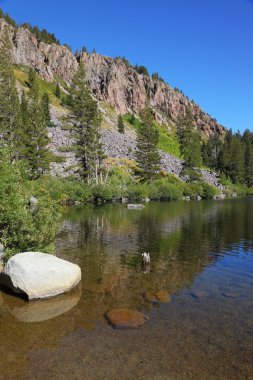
[1,0,253,132]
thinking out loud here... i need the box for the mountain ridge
[0,18,226,138]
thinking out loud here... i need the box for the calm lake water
[1,198,253,379]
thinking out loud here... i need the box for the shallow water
[1,198,253,379]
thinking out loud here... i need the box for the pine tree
[23,69,50,179]
[220,130,245,183]
[202,133,222,170]
[68,62,105,183]
[55,82,61,98]
[117,115,125,134]
[177,107,202,180]
[230,132,245,183]
[243,130,253,187]
[41,92,53,127]
[135,106,161,181]
[0,25,22,156]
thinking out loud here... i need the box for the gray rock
[127,204,145,210]
[183,196,191,201]
[0,243,4,253]
[196,195,202,201]
[29,196,38,211]
[213,193,226,200]
[0,252,81,300]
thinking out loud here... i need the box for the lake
[1,197,253,379]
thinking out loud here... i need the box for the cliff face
[1,18,225,136]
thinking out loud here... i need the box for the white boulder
[127,204,145,209]
[1,252,81,300]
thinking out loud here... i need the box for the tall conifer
[68,62,104,183]
[0,25,22,157]
[135,106,161,181]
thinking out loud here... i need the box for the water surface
[1,198,253,379]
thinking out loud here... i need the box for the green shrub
[0,153,61,257]
[29,177,93,203]
[127,183,150,200]
[185,181,219,199]
[92,185,114,202]
[150,177,186,200]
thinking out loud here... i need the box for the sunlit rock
[0,252,81,300]
[127,204,145,210]
[105,308,149,329]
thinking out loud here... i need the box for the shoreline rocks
[0,252,81,300]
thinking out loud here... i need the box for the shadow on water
[1,197,253,379]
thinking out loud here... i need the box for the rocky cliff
[0,18,225,137]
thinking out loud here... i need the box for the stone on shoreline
[0,252,81,300]
[127,204,145,210]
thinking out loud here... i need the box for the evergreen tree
[220,130,245,183]
[0,25,22,156]
[55,82,61,98]
[243,129,253,187]
[230,132,245,183]
[117,115,125,134]
[41,92,53,127]
[177,107,202,180]
[23,69,50,179]
[135,106,161,181]
[68,62,105,183]
[202,133,222,170]
[20,91,29,127]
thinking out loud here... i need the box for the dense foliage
[0,151,60,258]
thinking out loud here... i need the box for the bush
[127,183,150,200]
[150,177,187,200]
[0,153,61,257]
[185,181,219,199]
[92,185,114,202]
[29,177,93,203]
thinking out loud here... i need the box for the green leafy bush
[0,152,61,257]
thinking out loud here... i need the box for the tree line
[0,7,60,45]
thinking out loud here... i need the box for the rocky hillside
[1,18,225,137]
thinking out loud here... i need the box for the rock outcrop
[0,18,225,137]
[0,252,81,300]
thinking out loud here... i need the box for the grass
[13,64,63,108]
[122,113,181,158]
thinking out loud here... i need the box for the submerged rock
[192,291,207,299]
[0,252,81,300]
[222,291,240,298]
[127,204,145,210]
[105,308,149,329]
[155,290,171,303]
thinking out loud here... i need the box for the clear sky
[1,0,253,132]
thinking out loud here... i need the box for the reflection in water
[1,198,253,379]
[2,285,81,323]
